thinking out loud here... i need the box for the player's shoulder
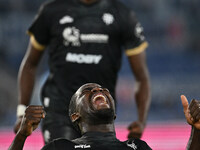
[112,0,133,14]
[123,138,152,150]
[40,0,55,9]
[40,0,66,12]
[111,0,136,22]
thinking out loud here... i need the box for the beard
[84,108,115,125]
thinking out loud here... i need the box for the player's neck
[79,0,99,4]
[80,122,115,134]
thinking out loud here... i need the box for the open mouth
[92,93,109,109]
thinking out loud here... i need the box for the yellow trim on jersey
[125,42,148,56]
[27,31,46,51]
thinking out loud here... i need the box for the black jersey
[41,132,152,150]
[28,0,147,105]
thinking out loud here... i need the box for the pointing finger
[181,95,189,113]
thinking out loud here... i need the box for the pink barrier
[116,122,190,150]
[0,121,190,150]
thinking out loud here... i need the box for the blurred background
[0,0,200,149]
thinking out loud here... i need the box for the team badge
[62,27,80,46]
[59,15,74,24]
[102,13,114,25]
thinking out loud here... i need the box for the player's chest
[49,9,120,45]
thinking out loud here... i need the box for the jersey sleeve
[27,4,50,50]
[121,11,148,56]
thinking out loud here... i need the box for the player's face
[76,83,115,112]
[75,83,115,124]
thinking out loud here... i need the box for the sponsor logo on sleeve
[135,23,144,40]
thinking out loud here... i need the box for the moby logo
[66,53,102,64]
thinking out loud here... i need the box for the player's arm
[127,49,151,139]
[119,6,151,138]
[9,106,45,150]
[181,95,200,150]
[14,39,45,133]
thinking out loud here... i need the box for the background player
[14,0,151,143]
[9,83,200,150]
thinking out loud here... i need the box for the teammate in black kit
[9,83,200,150]
[14,0,151,143]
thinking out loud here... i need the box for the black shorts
[40,79,81,144]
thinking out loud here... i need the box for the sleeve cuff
[27,31,46,51]
[125,41,148,56]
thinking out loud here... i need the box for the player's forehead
[76,83,101,95]
[79,83,101,92]
[74,83,100,105]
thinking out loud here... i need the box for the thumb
[181,95,189,112]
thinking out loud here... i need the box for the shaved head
[69,83,116,130]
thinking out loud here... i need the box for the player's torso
[46,0,122,71]
[43,0,127,97]
[71,132,150,150]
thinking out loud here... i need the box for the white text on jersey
[66,53,102,64]
[74,144,91,149]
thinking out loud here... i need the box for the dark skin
[9,86,200,150]
[181,95,200,130]
[10,83,117,150]
[70,83,116,134]
[127,51,151,139]
[181,95,200,150]
[14,43,44,133]
[14,0,151,139]
[9,106,45,150]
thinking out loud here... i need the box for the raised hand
[181,95,200,129]
[127,121,144,139]
[18,105,45,137]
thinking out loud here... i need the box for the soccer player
[14,0,151,143]
[10,83,152,150]
[9,83,200,150]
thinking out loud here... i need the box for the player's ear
[71,113,80,122]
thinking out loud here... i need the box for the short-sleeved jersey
[28,0,148,105]
[41,132,152,150]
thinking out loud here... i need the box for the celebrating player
[10,83,152,150]
[10,84,200,150]
[14,0,151,143]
